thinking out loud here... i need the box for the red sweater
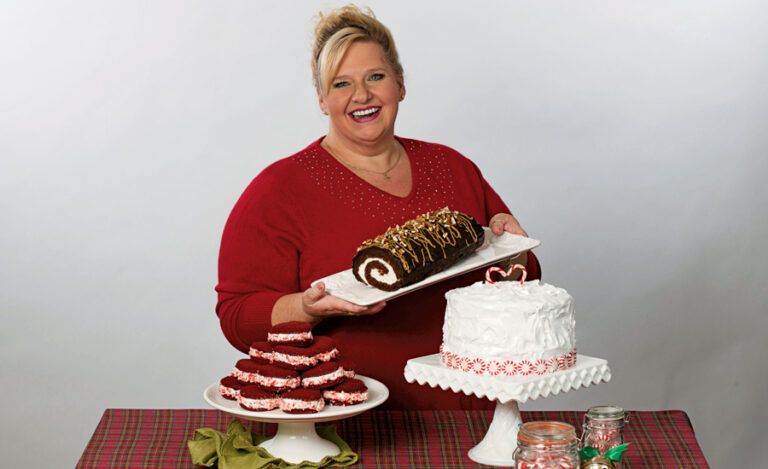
[216,137,541,409]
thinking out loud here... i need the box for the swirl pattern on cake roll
[352,207,485,291]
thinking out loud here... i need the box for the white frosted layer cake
[440,280,576,376]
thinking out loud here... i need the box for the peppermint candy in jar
[580,406,630,469]
[514,421,580,469]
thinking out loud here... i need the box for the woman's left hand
[489,213,528,237]
[489,213,530,278]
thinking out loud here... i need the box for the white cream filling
[280,398,325,412]
[256,375,300,389]
[323,390,368,404]
[268,331,312,342]
[272,352,316,367]
[232,369,259,383]
[357,257,397,286]
[238,396,280,409]
[314,349,339,362]
[301,368,345,387]
[249,349,273,361]
[219,384,240,399]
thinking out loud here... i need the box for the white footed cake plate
[312,228,541,306]
[404,354,611,467]
[204,375,388,464]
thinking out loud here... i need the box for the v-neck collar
[315,135,417,201]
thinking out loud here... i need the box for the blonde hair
[311,5,404,95]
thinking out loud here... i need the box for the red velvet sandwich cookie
[300,361,346,389]
[323,378,369,406]
[254,364,300,393]
[338,358,356,379]
[238,385,280,411]
[219,376,245,400]
[309,336,339,363]
[279,388,325,414]
[232,358,261,384]
[268,321,313,347]
[272,344,318,370]
[248,341,273,364]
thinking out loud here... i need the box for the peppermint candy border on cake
[439,347,578,377]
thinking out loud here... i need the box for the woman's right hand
[302,282,386,320]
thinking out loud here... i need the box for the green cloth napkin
[188,420,358,469]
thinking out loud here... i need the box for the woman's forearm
[271,292,322,326]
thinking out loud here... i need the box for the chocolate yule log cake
[352,207,485,291]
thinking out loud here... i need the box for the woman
[216,5,540,410]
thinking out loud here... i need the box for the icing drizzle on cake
[357,207,480,273]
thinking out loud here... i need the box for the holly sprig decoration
[579,446,600,460]
[579,443,629,462]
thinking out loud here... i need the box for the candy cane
[507,264,528,285]
[485,266,507,284]
[484,264,528,285]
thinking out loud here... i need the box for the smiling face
[318,40,404,152]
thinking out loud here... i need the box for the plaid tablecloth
[76,409,708,468]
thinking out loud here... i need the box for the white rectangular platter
[311,228,540,306]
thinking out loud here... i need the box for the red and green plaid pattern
[76,409,709,468]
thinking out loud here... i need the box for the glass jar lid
[586,405,625,421]
[517,421,578,446]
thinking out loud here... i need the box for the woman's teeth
[351,107,380,118]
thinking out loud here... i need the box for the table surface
[76,409,709,468]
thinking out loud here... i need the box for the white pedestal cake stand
[204,375,388,464]
[404,354,611,467]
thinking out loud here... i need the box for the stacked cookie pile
[218,321,369,414]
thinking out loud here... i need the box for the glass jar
[513,421,580,469]
[581,406,628,468]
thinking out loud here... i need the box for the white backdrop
[1,1,766,467]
